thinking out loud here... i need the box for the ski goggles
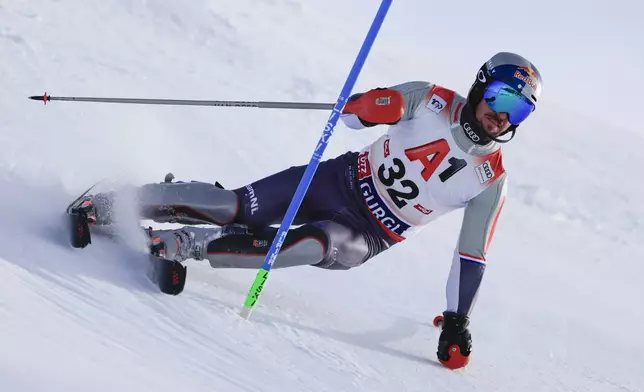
[483,80,535,125]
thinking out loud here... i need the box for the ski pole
[28,93,334,110]
[239,0,393,320]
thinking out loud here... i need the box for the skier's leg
[145,220,376,270]
[232,151,361,228]
[84,181,239,226]
[230,165,315,228]
[137,181,239,225]
[144,221,374,296]
[137,159,321,227]
[90,162,312,227]
[90,151,358,228]
[203,220,375,270]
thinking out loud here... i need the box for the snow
[1,1,643,391]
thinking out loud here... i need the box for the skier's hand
[343,88,404,126]
[435,311,472,369]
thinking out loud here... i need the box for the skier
[82,52,543,369]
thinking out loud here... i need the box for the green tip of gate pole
[239,268,271,320]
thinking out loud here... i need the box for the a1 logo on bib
[426,94,447,114]
[475,160,495,184]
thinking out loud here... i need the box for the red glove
[343,88,404,126]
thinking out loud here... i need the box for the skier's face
[475,99,511,136]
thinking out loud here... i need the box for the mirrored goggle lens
[483,80,535,125]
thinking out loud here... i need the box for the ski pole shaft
[28,94,334,110]
[239,0,393,320]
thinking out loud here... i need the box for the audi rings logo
[475,160,495,184]
[463,122,480,142]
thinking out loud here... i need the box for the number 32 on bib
[376,138,467,210]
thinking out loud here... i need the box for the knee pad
[310,221,370,270]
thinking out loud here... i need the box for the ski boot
[143,224,249,295]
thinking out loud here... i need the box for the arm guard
[342,88,404,128]
[340,81,434,129]
[446,174,507,316]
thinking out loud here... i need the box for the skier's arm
[445,174,507,316]
[341,81,435,130]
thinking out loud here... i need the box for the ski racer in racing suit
[86,52,543,369]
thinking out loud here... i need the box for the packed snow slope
[1,1,643,391]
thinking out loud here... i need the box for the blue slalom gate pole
[241,0,393,319]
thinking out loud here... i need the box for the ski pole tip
[29,92,50,104]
